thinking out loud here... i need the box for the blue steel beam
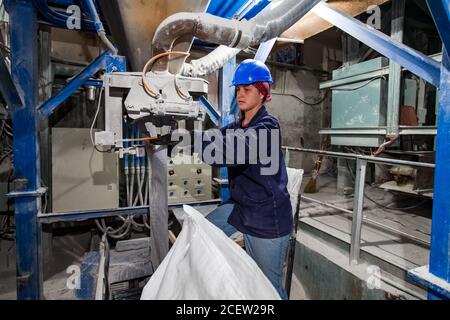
[427,48,450,299]
[37,199,222,224]
[426,0,450,53]
[199,96,221,126]
[312,2,441,88]
[4,0,43,299]
[408,48,450,300]
[38,51,125,119]
[218,57,237,203]
[255,38,277,63]
[0,50,23,110]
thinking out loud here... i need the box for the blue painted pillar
[6,0,43,299]
[218,57,237,203]
[428,47,450,299]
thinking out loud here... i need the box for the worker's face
[236,85,264,112]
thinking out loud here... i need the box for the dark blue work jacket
[198,106,293,239]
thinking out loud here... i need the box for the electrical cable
[89,87,113,153]
[296,91,329,106]
[141,51,190,98]
[275,91,329,106]
[174,74,191,101]
[332,76,386,91]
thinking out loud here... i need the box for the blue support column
[426,0,450,52]
[428,47,450,297]
[218,57,237,203]
[408,48,450,300]
[5,0,43,299]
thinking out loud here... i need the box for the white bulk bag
[140,205,280,300]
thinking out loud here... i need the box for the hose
[141,51,190,98]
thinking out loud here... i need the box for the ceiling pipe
[152,0,322,75]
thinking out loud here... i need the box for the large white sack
[140,205,281,300]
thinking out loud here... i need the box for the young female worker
[199,59,293,300]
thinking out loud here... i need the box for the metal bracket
[38,50,126,119]
[213,177,229,185]
[408,265,450,299]
[199,96,221,126]
[17,272,31,287]
[7,187,47,198]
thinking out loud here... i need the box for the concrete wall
[290,229,420,300]
[264,28,342,173]
[267,69,325,173]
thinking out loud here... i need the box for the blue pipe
[124,123,129,169]
[84,0,103,32]
[136,126,141,168]
[84,0,117,55]
[32,0,96,31]
[131,124,136,170]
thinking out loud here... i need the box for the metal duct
[97,0,210,72]
[153,0,322,73]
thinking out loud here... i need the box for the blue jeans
[207,203,290,300]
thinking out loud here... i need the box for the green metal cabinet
[330,58,389,147]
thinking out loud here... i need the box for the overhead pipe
[181,0,261,77]
[152,0,322,74]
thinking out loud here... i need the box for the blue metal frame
[32,0,97,31]
[5,0,43,299]
[37,199,223,224]
[5,0,450,300]
[408,48,450,300]
[199,96,221,126]
[426,0,450,53]
[312,2,441,88]
[38,50,125,119]
[255,38,277,63]
[217,57,238,203]
[0,50,23,110]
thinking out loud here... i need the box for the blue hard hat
[231,59,273,86]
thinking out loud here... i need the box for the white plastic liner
[141,205,281,300]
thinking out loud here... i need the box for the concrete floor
[294,173,431,299]
[299,173,431,269]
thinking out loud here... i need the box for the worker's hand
[151,133,177,145]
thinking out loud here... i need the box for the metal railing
[283,146,434,265]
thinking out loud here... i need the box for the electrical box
[51,128,119,212]
[330,57,389,147]
[167,153,212,204]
